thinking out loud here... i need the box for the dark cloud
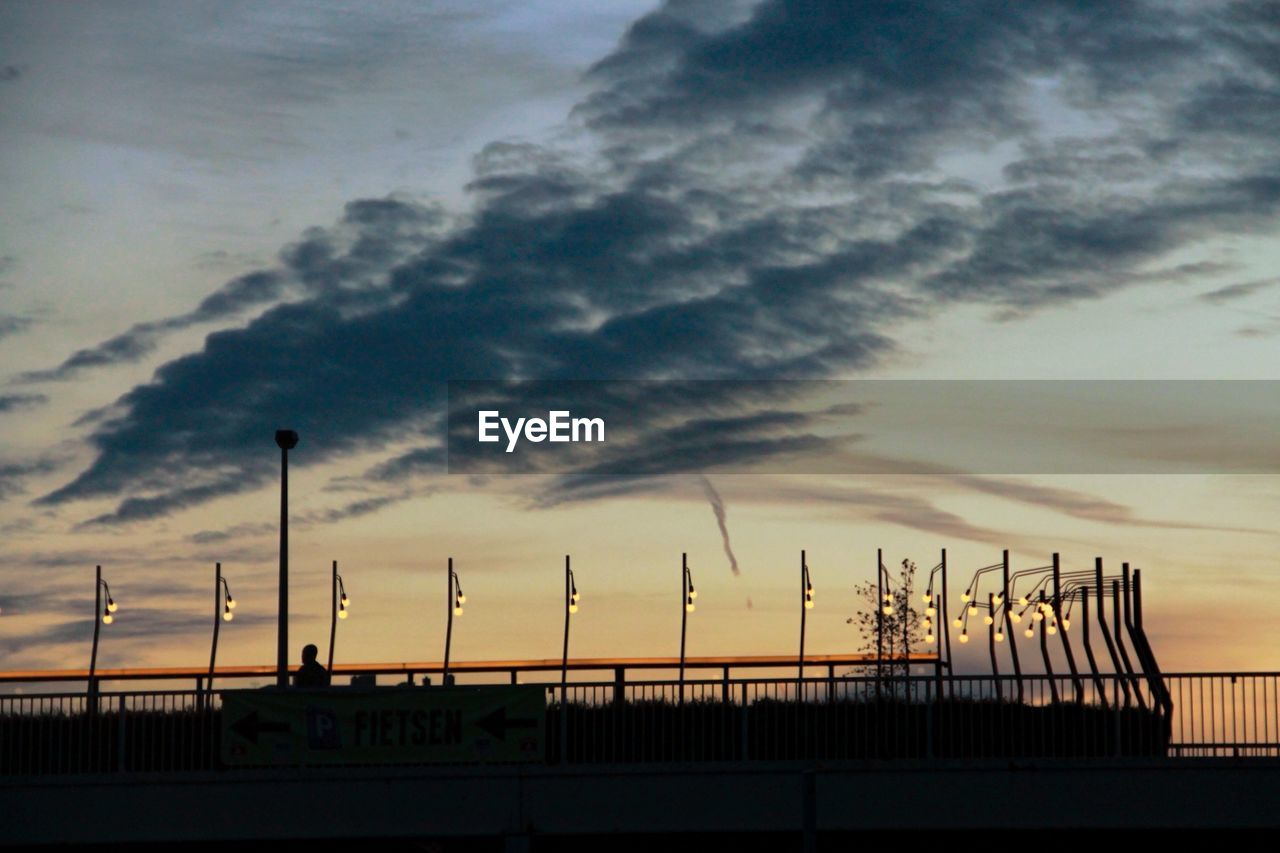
[0,314,33,341]
[0,457,58,500]
[0,392,47,414]
[1199,277,1280,304]
[36,0,1280,523]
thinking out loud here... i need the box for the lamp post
[678,553,695,705]
[275,428,298,688]
[88,565,118,711]
[443,558,464,686]
[561,555,578,698]
[207,562,236,695]
[799,550,813,693]
[328,560,349,674]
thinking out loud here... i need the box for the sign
[221,686,545,766]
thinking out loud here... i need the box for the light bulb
[968,605,978,616]
[107,599,118,613]
[338,608,349,620]
[1062,618,1071,631]
[922,618,931,629]
[922,593,932,604]
[882,605,893,615]
[453,606,463,616]
[457,593,467,605]
[993,595,1003,606]
[952,617,963,628]
[959,632,969,644]
[983,615,994,626]
[689,588,697,600]
[882,592,891,602]
[925,633,935,644]
[995,631,1005,642]
[1019,596,1029,606]
[571,591,580,603]
[568,603,578,614]
[1024,627,1034,638]
[925,606,936,618]
[804,599,814,610]
[227,597,237,610]
[339,595,348,608]
[686,602,695,613]
[961,591,971,603]
[222,610,234,622]
[102,613,113,625]
[1033,611,1043,622]
[1046,623,1057,635]
[1010,613,1022,624]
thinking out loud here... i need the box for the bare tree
[846,558,922,694]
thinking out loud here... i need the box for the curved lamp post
[561,554,578,698]
[442,558,465,686]
[207,562,236,694]
[678,553,695,705]
[88,565,118,710]
[275,428,298,688]
[328,560,349,673]
[799,550,813,694]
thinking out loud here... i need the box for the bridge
[3,656,1279,846]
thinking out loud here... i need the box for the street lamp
[442,558,464,686]
[679,553,694,705]
[208,562,236,694]
[561,554,578,697]
[328,560,349,673]
[88,565,118,708]
[275,428,299,688]
[799,550,813,691]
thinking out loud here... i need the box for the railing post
[739,680,749,760]
[613,667,625,708]
[722,667,730,704]
[826,665,834,703]
[116,694,127,773]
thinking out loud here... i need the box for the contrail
[699,475,740,576]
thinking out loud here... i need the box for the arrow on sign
[230,710,291,744]
[475,706,538,741]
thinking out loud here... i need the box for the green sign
[221,686,545,766]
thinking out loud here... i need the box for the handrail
[0,652,939,684]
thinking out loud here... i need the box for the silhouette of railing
[1,672,1277,775]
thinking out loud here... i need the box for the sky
[1,0,1279,684]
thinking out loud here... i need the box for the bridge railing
[1,673,1276,775]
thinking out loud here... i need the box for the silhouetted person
[294,643,330,688]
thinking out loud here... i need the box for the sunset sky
[1,1,1278,682]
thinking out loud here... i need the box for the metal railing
[1,672,1276,776]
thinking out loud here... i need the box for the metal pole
[443,558,454,686]
[1120,564,1148,710]
[941,549,951,697]
[679,552,688,706]
[988,593,1001,701]
[1002,550,1023,702]
[561,555,571,697]
[875,547,883,696]
[1039,591,1059,703]
[208,563,222,696]
[275,430,298,688]
[1113,578,1145,709]
[1094,557,1129,706]
[1132,570,1172,716]
[1080,588,1107,706]
[89,564,102,705]
[1053,553,1084,702]
[798,549,807,692]
[328,560,338,673]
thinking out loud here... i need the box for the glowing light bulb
[922,593,932,604]
[1033,611,1044,622]
[959,632,969,644]
[689,587,698,600]
[571,591,580,603]
[882,605,893,615]
[222,610,234,622]
[107,599,118,613]
[339,595,348,608]
[1062,618,1071,631]
[925,606,936,618]
[993,595,1003,606]
[227,597,237,610]
[1010,612,1022,624]
[453,606,463,616]
[983,615,994,626]
[102,613,113,625]
[995,631,1005,642]
[568,603,578,614]
[953,617,963,628]
[925,633,935,644]
[1024,627,1034,638]
[686,602,695,613]
[1046,623,1057,635]
[968,605,978,616]
[457,593,467,605]
[805,599,815,610]
[922,618,932,629]
[338,608,349,620]
[961,591,971,603]
[1019,596,1029,606]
